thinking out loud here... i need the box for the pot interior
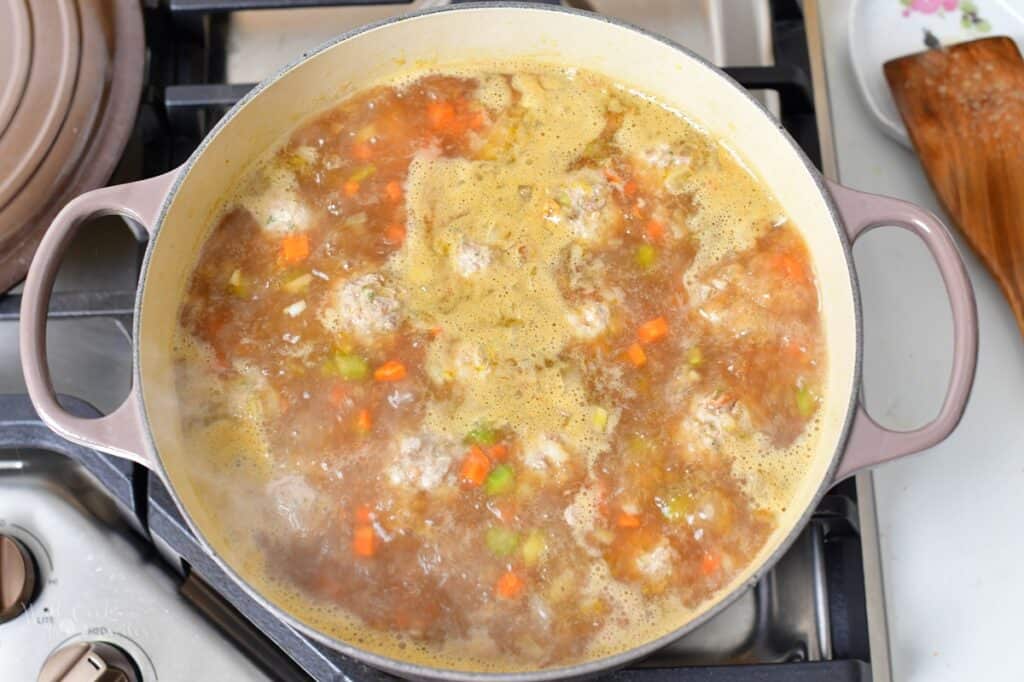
[137,5,858,676]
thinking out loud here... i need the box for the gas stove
[0,2,883,680]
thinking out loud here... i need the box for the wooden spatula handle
[885,36,1024,338]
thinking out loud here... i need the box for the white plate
[848,0,1024,147]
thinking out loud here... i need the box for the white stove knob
[37,642,140,682]
[0,534,36,623]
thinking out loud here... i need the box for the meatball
[319,273,400,343]
[243,167,312,235]
[453,241,493,277]
[386,433,456,490]
[547,169,622,244]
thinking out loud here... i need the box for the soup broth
[173,64,825,671]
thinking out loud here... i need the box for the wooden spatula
[885,36,1024,337]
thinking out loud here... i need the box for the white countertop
[816,2,1024,680]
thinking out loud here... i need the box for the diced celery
[485,526,519,557]
[795,385,817,418]
[658,493,693,523]
[354,123,376,143]
[283,300,307,318]
[521,530,547,567]
[627,434,654,456]
[344,212,368,228]
[687,346,703,367]
[334,353,370,381]
[664,166,690,195]
[485,464,515,496]
[466,424,498,446]
[582,137,607,159]
[286,149,315,172]
[348,165,377,183]
[635,243,656,269]
[227,269,248,296]
[282,273,312,294]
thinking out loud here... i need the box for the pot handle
[19,170,180,471]
[827,181,978,480]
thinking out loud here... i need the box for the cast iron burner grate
[0,1,869,680]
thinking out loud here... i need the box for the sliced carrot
[772,253,806,282]
[374,360,407,382]
[427,101,456,130]
[700,552,721,575]
[385,181,403,202]
[710,392,734,408]
[604,167,623,184]
[493,500,516,523]
[495,570,525,599]
[617,513,642,528]
[351,141,374,161]
[384,223,406,246]
[203,312,227,345]
[460,445,491,486]
[315,570,344,598]
[343,180,360,197]
[277,391,295,414]
[430,325,443,338]
[626,343,647,367]
[393,608,413,629]
[623,179,638,198]
[645,219,666,242]
[356,504,372,524]
[353,525,376,557]
[328,384,347,408]
[279,233,310,264]
[488,443,509,462]
[468,110,487,130]
[637,317,669,344]
[593,481,610,516]
[783,338,806,359]
[356,408,373,432]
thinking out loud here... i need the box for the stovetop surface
[0,2,874,680]
[0,398,268,681]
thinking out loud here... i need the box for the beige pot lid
[0,0,144,294]
[0,0,31,140]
